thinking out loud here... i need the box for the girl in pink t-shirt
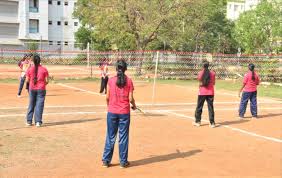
[194,61,216,128]
[102,60,136,168]
[17,54,32,97]
[25,55,49,127]
[99,58,111,94]
[238,63,260,119]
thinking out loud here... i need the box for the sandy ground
[0,81,281,178]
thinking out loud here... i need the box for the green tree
[233,0,282,54]
[26,40,39,51]
[155,0,237,53]
[74,0,193,50]
[75,26,92,49]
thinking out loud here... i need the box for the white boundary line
[0,111,98,118]
[1,108,281,143]
[0,107,281,118]
[0,103,281,110]
[164,111,282,143]
[57,83,282,103]
[57,83,102,96]
[173,84,281,102]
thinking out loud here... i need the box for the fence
[0,49,281,82]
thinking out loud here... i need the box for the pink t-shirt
[243,71,260,92]
[108,76,134,114]
[26,65,49,90]
[198,70,216,96]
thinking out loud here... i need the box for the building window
[74,22,78,26]
[49,41,53,45]
[234,5,238,11]
[48,0,52,5]
[64,1,68,6]
[29,0,39,12]
[57,41,61,45]
[57,1,61,5]
[229,4,232,9]
[64,41,68,46]
[48,21,52,25]
[57,21,61,25]
[29,19,39,33]
[64,21,68,26]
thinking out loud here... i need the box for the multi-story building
[0,0,80,50]
[227,0,261,20]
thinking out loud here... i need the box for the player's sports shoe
[238,116,244,119]
[17,95,21,98]
[102,161,110,168]
[193,122,201,127]
[26,122,32,126]
[210,123,216,128]
[35,122,42,127]
[252,116,259,119]
[120,162,130,169]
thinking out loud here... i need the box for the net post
[87,42,90,68]
[90,63,93,78]
[152,51,159,105]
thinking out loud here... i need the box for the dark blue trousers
[239,91,257,117]
[102,112,130,165]
[26,90,46,124]
[18,76,26,95]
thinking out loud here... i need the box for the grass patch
[0,78,281,99]
[0,78,19,83]
[50,77,100,83]
[152,79,282,99]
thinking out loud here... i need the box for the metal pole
[40,35,42,56]
[87,42,90,68]
[90,64,93,78]
[152,51,159,105]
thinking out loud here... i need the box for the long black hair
[201,61,210,86]
[116,60,127,88]
[248,63,255,81]
[33,54,41,85]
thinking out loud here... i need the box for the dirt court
[0,77,281,177]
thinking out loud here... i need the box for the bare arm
[106,86,110,106]
[26,76,30,83]
[45,77,49,85]
[129,91,136,110]
[238,84,245,98]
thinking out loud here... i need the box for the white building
[0,0,80,50]
[227,0,261,20]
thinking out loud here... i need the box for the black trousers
[100,76,108,94]
[195,95,215,124]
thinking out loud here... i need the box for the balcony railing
[29,7,39,13]
[29,27,39,33]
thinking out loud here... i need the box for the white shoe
[35,122,42,127]
[209,123,216,128]
[26,122,32,126]
[17,95,21,98]
[193,122,201,127]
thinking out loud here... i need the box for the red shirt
[243,71,260,92]
[108,76,134,114]
[26,65,49,90]
[198,70,216,96]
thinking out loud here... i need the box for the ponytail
[33,54,41,85]
[248,63,255,81]
[201,61,210,86]
[116,60,127,88]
